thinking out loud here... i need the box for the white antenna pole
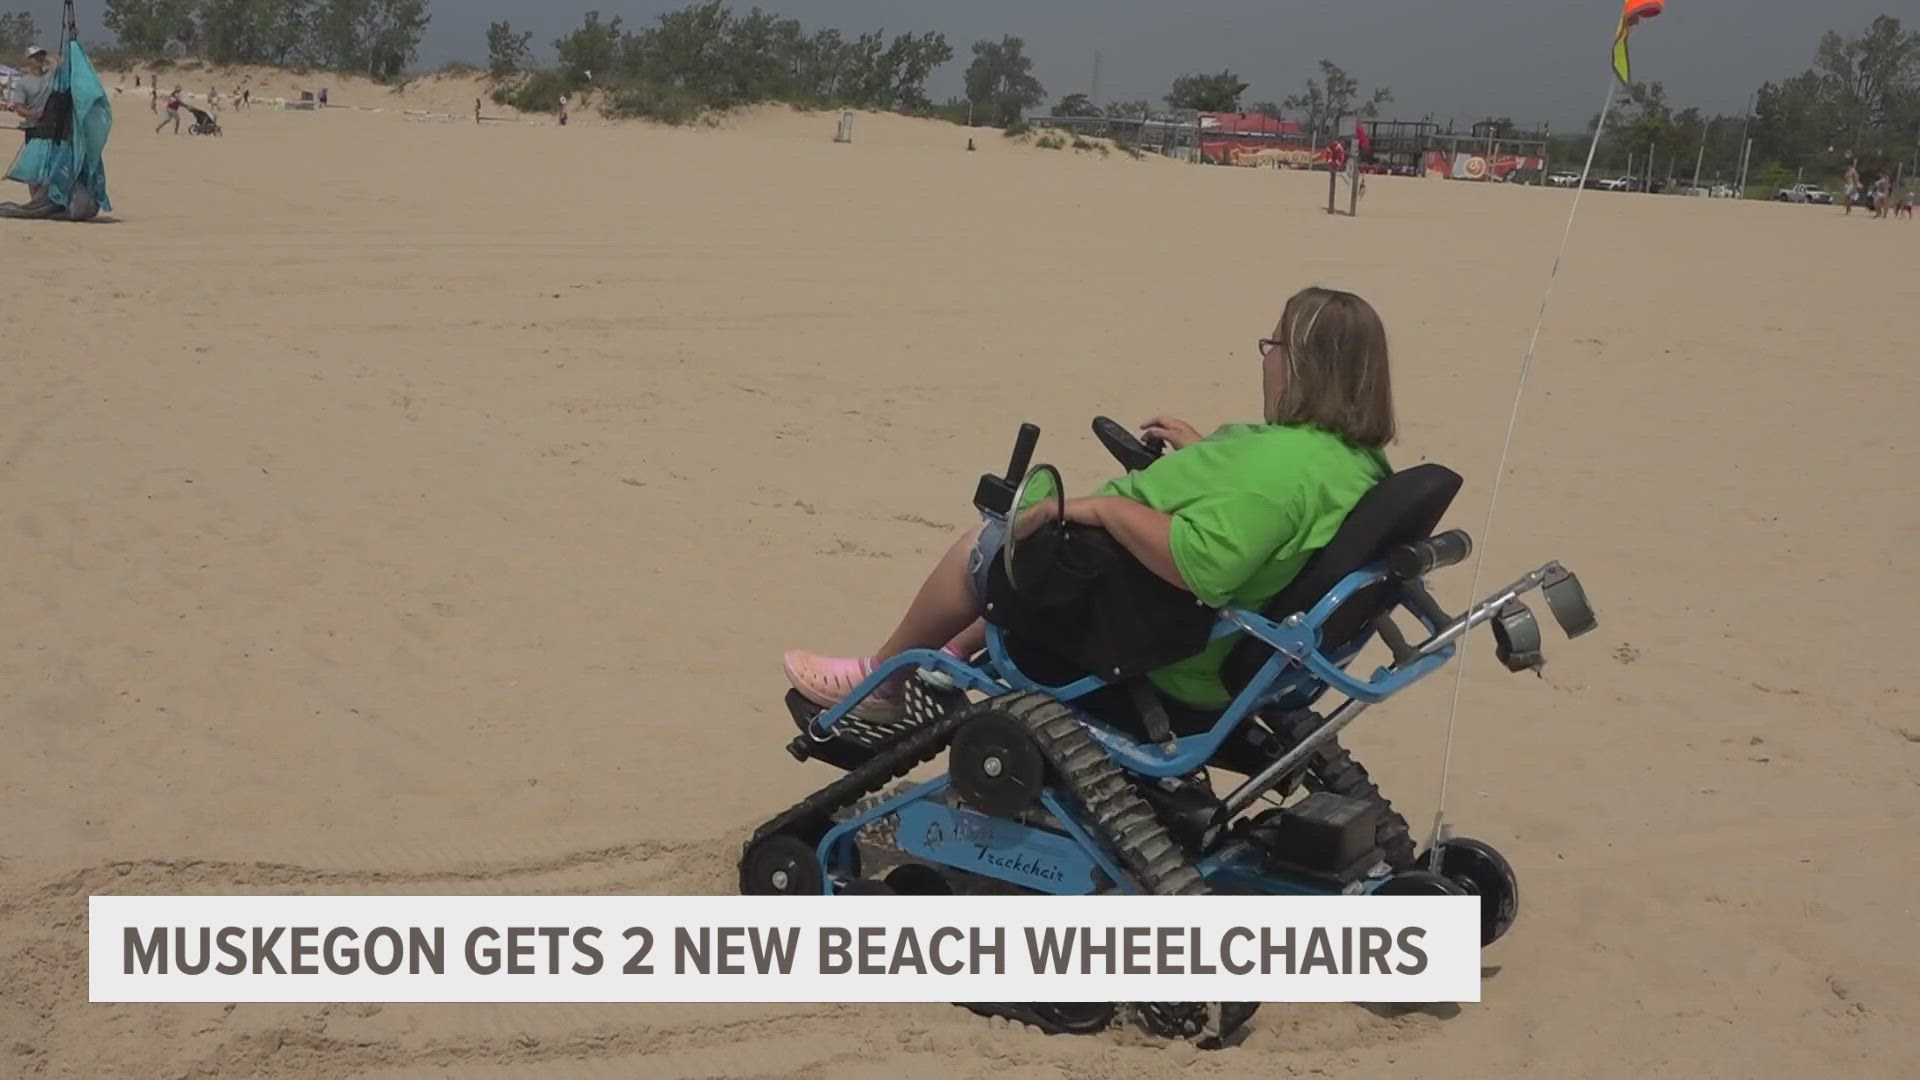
[1427,76,1620,866]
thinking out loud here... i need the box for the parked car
[1775,183,1833,204]
[1547,172,1582,187]
[1595,176,1634,191]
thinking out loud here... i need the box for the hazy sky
[409,0,1895,127]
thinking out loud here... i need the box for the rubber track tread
[750,699,980,846]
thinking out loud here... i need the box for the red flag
[1355,120,1371,160]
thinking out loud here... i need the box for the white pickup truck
[1775,183,1833,204]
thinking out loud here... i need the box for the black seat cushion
[1218,463,1462,695]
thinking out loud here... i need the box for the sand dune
[2,99,1915,1077]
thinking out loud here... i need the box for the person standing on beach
[1842,162,1860,215]
[474,97,481,124]
[6,46,56,202]
[149,82,158,113]
[156,86,183,134]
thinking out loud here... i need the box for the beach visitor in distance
[156,86,183,134]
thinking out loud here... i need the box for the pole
[1735,92,1753,192]
[1738,137,1753,196]
[1646,138,1654,192]
[1349,137,1360,216]
[1691,119,1707,191]
[1426,75,1620,865]
[1090,50,1102,103]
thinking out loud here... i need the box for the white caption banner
[91,895,1480,1003]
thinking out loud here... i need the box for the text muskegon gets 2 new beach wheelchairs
[740,418,1596,1045]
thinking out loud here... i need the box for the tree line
[85,0,429,80]
[488,3,952,122]
[1591,15,1916,187]
[492,8,1399,136]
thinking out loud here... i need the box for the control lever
[973,423,1040,517]
[1091,415,1164,472]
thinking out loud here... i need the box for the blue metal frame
[795,549,1466,898]
[804,561,1457,778]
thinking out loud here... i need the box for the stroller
[186,106,221,136]
[742,418,1599,1045]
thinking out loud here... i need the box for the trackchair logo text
[973,848,1066,883]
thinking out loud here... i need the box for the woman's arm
[1064,496,1190,592]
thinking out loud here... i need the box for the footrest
[783,678,968,770]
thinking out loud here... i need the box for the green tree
[1283,60,1392,143]
[197,0,310,65]
[0,10,35,57]
[104,0,198,54]
[486,19,534,78]
[554,9,623,86]
[1752,72,1832,170]
[1052,92,1099,117]
[963,35,1044,127]
[1813,15,1920,158]
[364,0,430,79]
[304,0,429,79]
[1165,70,1247,112]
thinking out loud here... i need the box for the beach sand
[2,92,1916,1077]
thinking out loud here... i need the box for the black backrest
[1219,463,1462,694]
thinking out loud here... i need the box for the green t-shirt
[1093,423,1387,707]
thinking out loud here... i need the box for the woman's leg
[871,527,985,659]
[785,526,987,717]
[943,618,988,659]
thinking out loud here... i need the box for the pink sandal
[783,651,903,722]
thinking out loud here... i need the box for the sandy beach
[3,78,1917,1077]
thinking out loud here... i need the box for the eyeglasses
[1257,338,1282,357]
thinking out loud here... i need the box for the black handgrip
[1091,416,1164,472]
[1005,423,1040,482]
[974,423,1041,517]
[1388,529,1472,579]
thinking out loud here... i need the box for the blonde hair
[1271,287,1396,448]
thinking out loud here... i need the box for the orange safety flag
[1613,0,1664,84]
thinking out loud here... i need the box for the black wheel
[1135,1001,1257,1048]
[1436,837,1519,946]
[961,1001,1117,1034]
[1033,1003,1118,1033]
[884,863,954,895]
[1265,710,1417,869]
[739,833,823,896]
[950,709,1048,816]
[1374,869,1465,896]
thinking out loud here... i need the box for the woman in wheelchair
[783,286,1396,721]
